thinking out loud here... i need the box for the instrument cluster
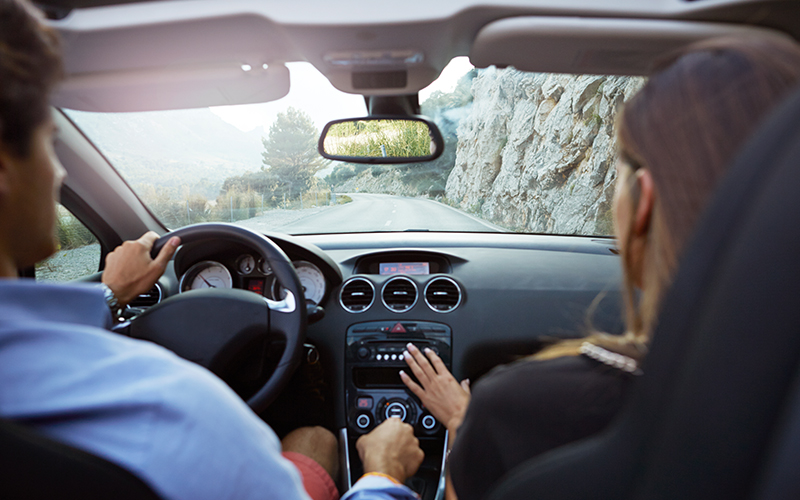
[178,253,327,306]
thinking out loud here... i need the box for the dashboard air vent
[340,277,375,313]
[381,276,418,313]
[424,277,462,313]
[129,283,162,308]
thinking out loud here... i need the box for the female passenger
[400,35,800,500]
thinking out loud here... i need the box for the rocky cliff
[445,68,644,235]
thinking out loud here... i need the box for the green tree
[261,107,324,200]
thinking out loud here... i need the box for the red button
[391,322,406,333]
[357,397,373,409]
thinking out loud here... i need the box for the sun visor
[51,62,290,112]
[470,17,791,76]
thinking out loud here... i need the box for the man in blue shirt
[0,1,423,499]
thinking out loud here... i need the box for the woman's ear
[633,169,655,236]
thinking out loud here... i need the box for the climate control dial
[378,398,415,424]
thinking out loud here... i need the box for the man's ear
[633,169,655,236]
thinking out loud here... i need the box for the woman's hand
[400,343,471,432]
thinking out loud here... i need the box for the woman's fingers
[424,348,449,376]
[399,370,424,398]
[460,379,471,394]
[405,343,438,378]
[407,343,439,376]
[403,349,431,386]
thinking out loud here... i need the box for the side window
[36,204,101,282]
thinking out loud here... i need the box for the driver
[0,1,423,499]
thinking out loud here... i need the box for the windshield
[64,59,644,236]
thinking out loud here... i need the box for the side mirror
[318,116,444,164]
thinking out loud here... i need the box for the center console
[341,320,452,500]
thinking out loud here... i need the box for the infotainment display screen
[379,262,430,275]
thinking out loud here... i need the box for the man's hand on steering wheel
[102,231,180,307]
[120,223,307,414]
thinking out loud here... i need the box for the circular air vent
[339,277,375,313]
[381,276,418,313]
[424,277,462,313]
[129,283,163,309]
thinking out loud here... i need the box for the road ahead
[236,193,505,234]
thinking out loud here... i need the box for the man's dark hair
[0,0,62,157]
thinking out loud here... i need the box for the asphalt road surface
[237,193,506,234]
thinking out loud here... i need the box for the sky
[209,56,474,134]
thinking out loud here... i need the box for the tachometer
[179,261,233,292]
[294,261,326,305]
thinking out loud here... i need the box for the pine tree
[261,107,324,200]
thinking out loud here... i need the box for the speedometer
[179,261,233,292]
[294,261,326,305]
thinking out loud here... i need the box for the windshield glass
[64,59,644,236]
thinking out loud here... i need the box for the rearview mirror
[318,116,444,164]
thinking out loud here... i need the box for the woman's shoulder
[471,348,638,411]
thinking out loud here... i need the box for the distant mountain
[65,108,265,199]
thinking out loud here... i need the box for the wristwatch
[99,283,121,313]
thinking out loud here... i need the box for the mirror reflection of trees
[323,119,432,158]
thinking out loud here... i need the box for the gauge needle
[200,275,216,288]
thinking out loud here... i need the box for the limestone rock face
[445,68,645,235]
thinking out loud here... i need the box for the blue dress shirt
[0,280,416,500]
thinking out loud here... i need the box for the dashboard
[163,230,625,410]
[157,230,624,499]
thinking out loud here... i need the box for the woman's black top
[449,354,636,500]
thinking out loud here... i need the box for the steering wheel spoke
[265,289,297,314]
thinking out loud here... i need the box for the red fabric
[282,451,340,500]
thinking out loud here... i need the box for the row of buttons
[355,403,437,430]
[356,344,440,361]
[356,413,437,430]
[352,324,446,334]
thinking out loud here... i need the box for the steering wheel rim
[143,223,307,413]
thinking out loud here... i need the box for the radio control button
[391,354,397,360]
[376,354,382,360]
[356,414,372,429]
[421,415,437,430]
[357,346,371,359]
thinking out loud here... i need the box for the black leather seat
[0,418,161,499]
[487,84,800,500]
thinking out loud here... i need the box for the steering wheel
[126,223,307,414]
